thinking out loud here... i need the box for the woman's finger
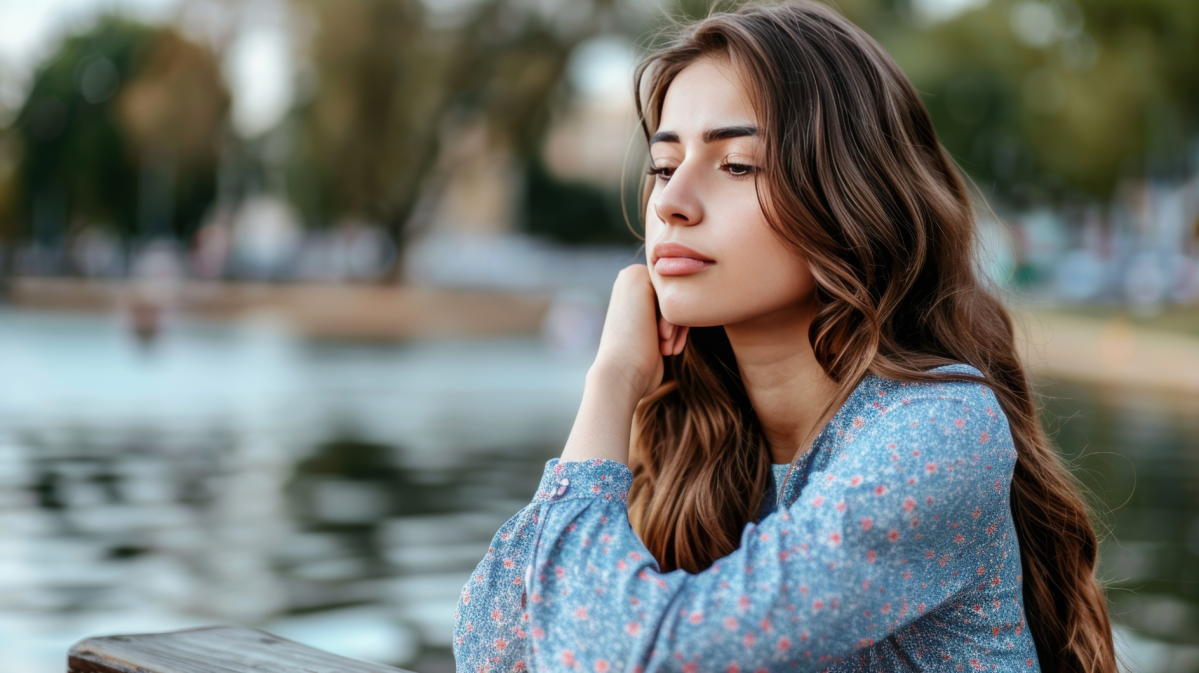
[672,326,690,355]
[658,315,674,341]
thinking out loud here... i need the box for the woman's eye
[722,162,757,177]
[647,165,676,180]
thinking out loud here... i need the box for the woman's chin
[659,304,728,329]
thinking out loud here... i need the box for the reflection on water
[0,309,587,672]
[1041,380,1199,671]
[0,309,1195,672]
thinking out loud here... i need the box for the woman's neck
[724,298,840,464]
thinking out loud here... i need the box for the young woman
[454,2,1115,671]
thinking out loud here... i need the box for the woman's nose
[652,165,703,227]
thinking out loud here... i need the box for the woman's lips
[652,242,715,276]
[655,257,714,275]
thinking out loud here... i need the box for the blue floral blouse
[454,365,1042,672]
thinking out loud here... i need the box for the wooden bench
[68,625,418,673]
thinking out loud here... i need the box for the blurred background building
[0,0,1195,671]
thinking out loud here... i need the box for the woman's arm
[453,265,678,671]
[560,264,688,466]
[518,388,1017,672]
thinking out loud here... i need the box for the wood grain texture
[67,625,416,673]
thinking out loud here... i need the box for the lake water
[0,309,1194,672]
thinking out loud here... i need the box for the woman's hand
[560,265,688,465]
[591,264,689,403]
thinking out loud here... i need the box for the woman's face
[645,57,816,328]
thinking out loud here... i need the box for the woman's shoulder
[847,362,1008,434]
[863,362,995,405]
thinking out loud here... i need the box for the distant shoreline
[5,277,1198,394]
[1,277,552,342]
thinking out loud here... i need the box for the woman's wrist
[585,361,648,408]
[560,364,645,465]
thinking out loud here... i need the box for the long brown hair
[625,3,1115,672]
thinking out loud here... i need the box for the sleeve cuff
[533,458,634,504]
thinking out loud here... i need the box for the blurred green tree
[284,0,646,252]
[877,0,1199,204]
[10,17,229,251]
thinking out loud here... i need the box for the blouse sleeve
[454,384,1017,672]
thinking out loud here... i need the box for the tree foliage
[11,17,229,243]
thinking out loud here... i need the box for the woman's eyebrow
[703,124,758,142]
[649,125,759,146]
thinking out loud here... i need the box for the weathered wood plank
[67,625,417,673]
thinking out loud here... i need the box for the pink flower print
[867,549,877,563]
[683,664,698,673]
[888,529,900,542]
[625,622,641,636]
[503,558,514,569]
[738,595,751,611]
[954,418,965,429]
[926,462,938,474]
[903,497,916,512]
[955,533,966,543]
[574,606,588,620]
[777,636,792,651]
[854,416,865,428]
[973,507,982,518]
[851,475,863,486]
[595,659,610,672]
[727,665,742,673]
[980,431,990,443]
[555,566,566,579]
[724,616,739,631]
[874,484,888,496]
[532,626,545,638]
[861,517,873,530]
[743,632,756,648]
[491,609,503,622]
[495,637,508,650]
[829,531,843,545]
[561,650,576,667]
[617,560,628,571]
[812,495,825,507]
[688,611,704,624]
